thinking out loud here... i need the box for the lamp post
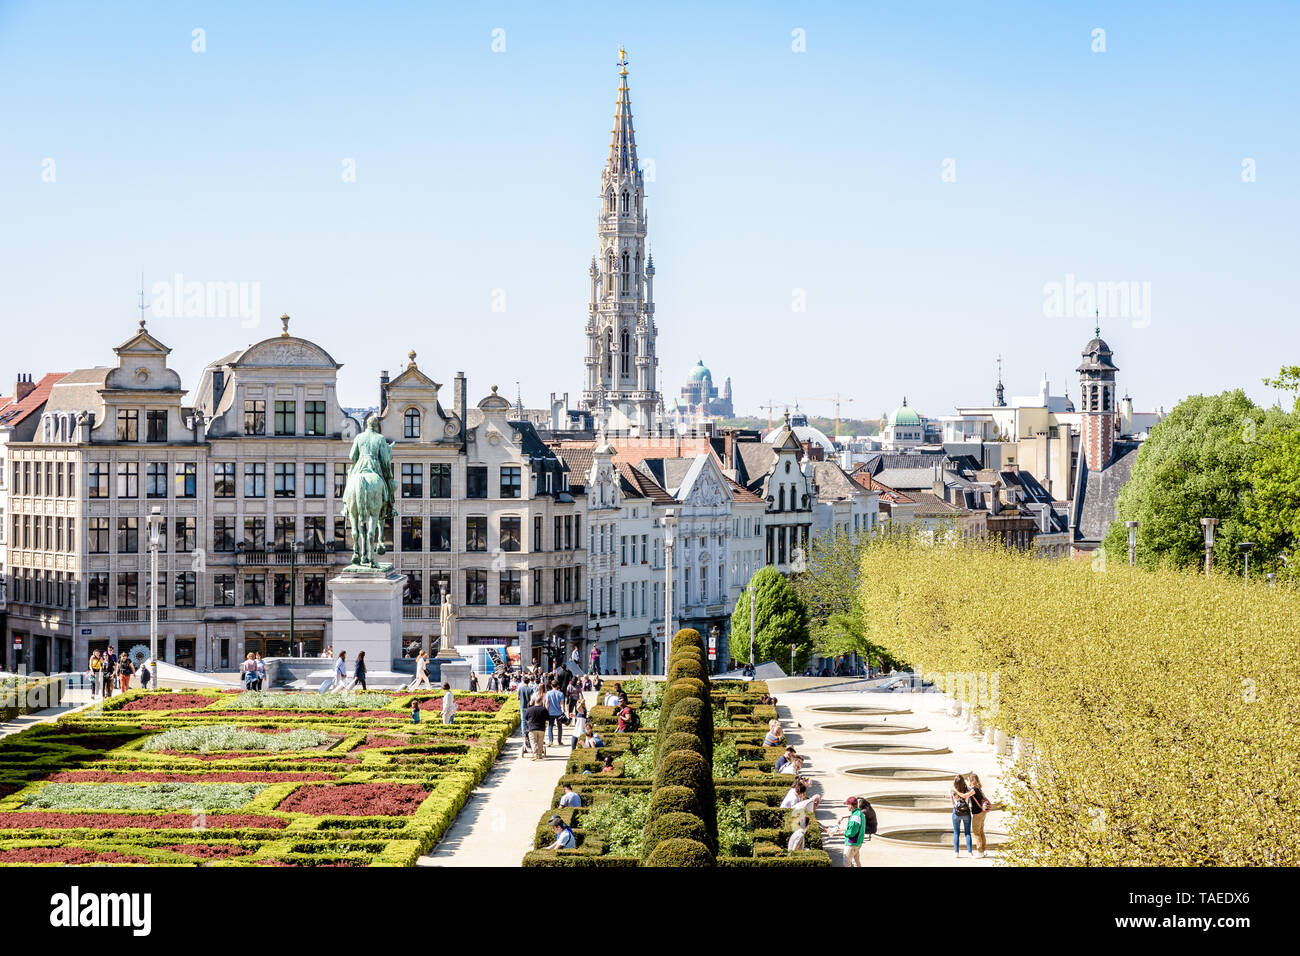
[1237,541,1255,586]
[147,506,164,689]
[1125,520,1139,567]
[1266,572,1276,588]
[289,540,303,657]
[1200,517,1219,576]
[662,508,677,675]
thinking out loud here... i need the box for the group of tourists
[241,652,267,690]
[950,772,993,858]
[87,649,148,698]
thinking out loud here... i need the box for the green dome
[889,399,922,427]
[686,360,712,384]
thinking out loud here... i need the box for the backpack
[625,709,640,732]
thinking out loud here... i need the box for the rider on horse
[343,415,397,566]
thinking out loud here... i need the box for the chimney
[14,373,35,402]
[453,371,467,442]
[378,370,390,415]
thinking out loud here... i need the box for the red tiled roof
[616,461,675,504]
[0,372,67,428]
[852,472,915,504]
[548,436,714,467]
[725,475,765,504]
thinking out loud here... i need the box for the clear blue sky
[2,0,1297,420]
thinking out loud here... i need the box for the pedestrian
[117,656,133,693]
[590,645,600,675]
[842,797,867,866]
[102,650,115,698]
[440,682,456,724]
[88,651,102,699]
[353,651,368,691]
[411,699,421,724]
[410,650,431,690]
[544,679,566,747]
[242,652,258,690]
[615,696,637,733]
[524,692,549,760]
[254,653,266,691]
[468,669,479,692]
[137,659,151,692]
[331,651,348,692]
[951,774,977,857]
[967,772,992,858]
[570,698,589,750]
[517,673,537,754]
[787,813,811,852]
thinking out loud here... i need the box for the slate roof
[811,460,866,500]
[616,462,674,504]
[874,466,941,491]
[1072,442,1140,543]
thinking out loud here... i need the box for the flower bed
[0,687,519,866]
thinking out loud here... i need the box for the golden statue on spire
[618,46,627,74]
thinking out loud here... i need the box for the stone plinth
[438,659,472,691]
[327,567,406,673]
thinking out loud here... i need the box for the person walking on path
[331,651,348,692]
[353,651,368,691]
[88,651,102,700]
[440,682,457,724]
[842,797,867,867]
[967,772,992,858]
[951,774,977,857]
[524,692,549,760]
[254,653,267,691]
[410,650,431,690]
[544,679,566,747]
[517,673,537,755]
[117,656,133,693]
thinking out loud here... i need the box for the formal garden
[0,687,518,866]
[522,627,831,867]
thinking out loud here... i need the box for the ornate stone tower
[582,48,661,434]
[1077,325,1119,470]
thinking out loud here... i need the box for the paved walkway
[777,686,1004,867]
[0,689,97,739]
[417,722,572,867]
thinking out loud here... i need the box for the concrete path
[0,689,97,739]
[777,686,1005,867]
[417,723,572,867]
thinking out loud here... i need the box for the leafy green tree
[793,528,871,621]
[730,566,811,672]
[1104,390,1281,571]
[1236,425,1300,578]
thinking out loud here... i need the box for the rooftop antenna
[1095,309,1100,339]
[136,272,149,330]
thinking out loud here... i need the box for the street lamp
[1125,520,1139,567]
[289,540,303,657]
[662,508,677,675]
[1200,517,1219,576]
[147,506,164,689]
[1237,541,1255,586]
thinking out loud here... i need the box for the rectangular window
[404,572,423,606]
[87,572,110,609]
[213,517,235,552]
[533,568,543,605]
[304,462,326,498]
[533,515,543,552]
[554,516,561,551]
[401,462,423,498]
[274,400,295,436]
[303,516,327,548]
[428,516,451,552]
[146,571,167,609]
[303,573,326,606]
[465,569,487,606]
[500,516,521,553]
[174,571,196,608]
[274,573,291,606]
[500,466,521,499]
[553,568,561,605]
[334,462,348,498]
[88,462,109,498]
[430,573,450,605]
[334,517,348,550]
[564,515,573,550]
[465,516,488,552]
[429,463,451,498]
[304,401,325,436]
[500,570,521,606]
[89,517,110,554]
[214,462,235,497]
[146,462,168,498]
[243,574,266,606]
[401,516,423,552]
[117,462,139,498]
[146,409,167,442]
[466,466,488,499]
[117,572,138,608]
[244,400,266,435]
[66,462,75,497]
[621,535,628,564]
[273,516,295,549]
[244,516,266,550]
[274,462,296,498]
[244,462,266,497]
[174,517,196,553]
[174,461,197,498]
[117,409,139,441]
[117,517,139,553]
[213,574,236,607]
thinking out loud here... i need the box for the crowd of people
[86,648,150,698]
[513,664,629,758]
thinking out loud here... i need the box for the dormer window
[116,409,139,442]
[403,407,421,439]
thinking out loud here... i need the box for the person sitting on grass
[559,783,582,808]
[545,815,576,850]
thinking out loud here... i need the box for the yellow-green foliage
[860,535,1300,867]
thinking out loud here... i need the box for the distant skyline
[2,1,1297,420]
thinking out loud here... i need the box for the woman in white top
[780,780,822,812]
[410,650,431,690]
[440,682,457,724]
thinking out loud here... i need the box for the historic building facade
[581,50,663,435]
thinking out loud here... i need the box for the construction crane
[795,394,856,442]
[757,400,784,431]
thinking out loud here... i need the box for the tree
[1103,390,1282,571]
[1236,425,1300,578]
[792,527,870,622]
[730,566,811,673]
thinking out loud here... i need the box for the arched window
[620,329,630,376]
[621,190,629,213]
[778,485,786,511]
[606,190,615,214]
[403,407,421,439]
[607,252,615,292]
[621,251,630,293]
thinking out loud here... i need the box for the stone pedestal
[438,659,472,691]
[327,567,406,673]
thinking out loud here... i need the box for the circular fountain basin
[875,826,1010,849]
[826,741,950,756]
[814,720,929,735]
[857,792,954,812]
[808,705,912,717]
[840,766,958,781]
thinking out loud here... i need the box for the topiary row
[640,629,718,867]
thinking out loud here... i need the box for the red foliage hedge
[276,783,429,817]
[0,812,287,830]
[119,694,217,711]
[415,695,502,713]
[44,770,336,784]
[0,846,149,864]
[161,843,252,859]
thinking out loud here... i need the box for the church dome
[889,398,922,427]
[685,359,712,384]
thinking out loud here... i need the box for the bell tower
[1077,321,1119,471]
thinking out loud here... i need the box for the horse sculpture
[342,415,396,568]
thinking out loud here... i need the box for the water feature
[808,705,911,716]
[839,766,957,781]
[814,720,929,735]
[826,741,951,756]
